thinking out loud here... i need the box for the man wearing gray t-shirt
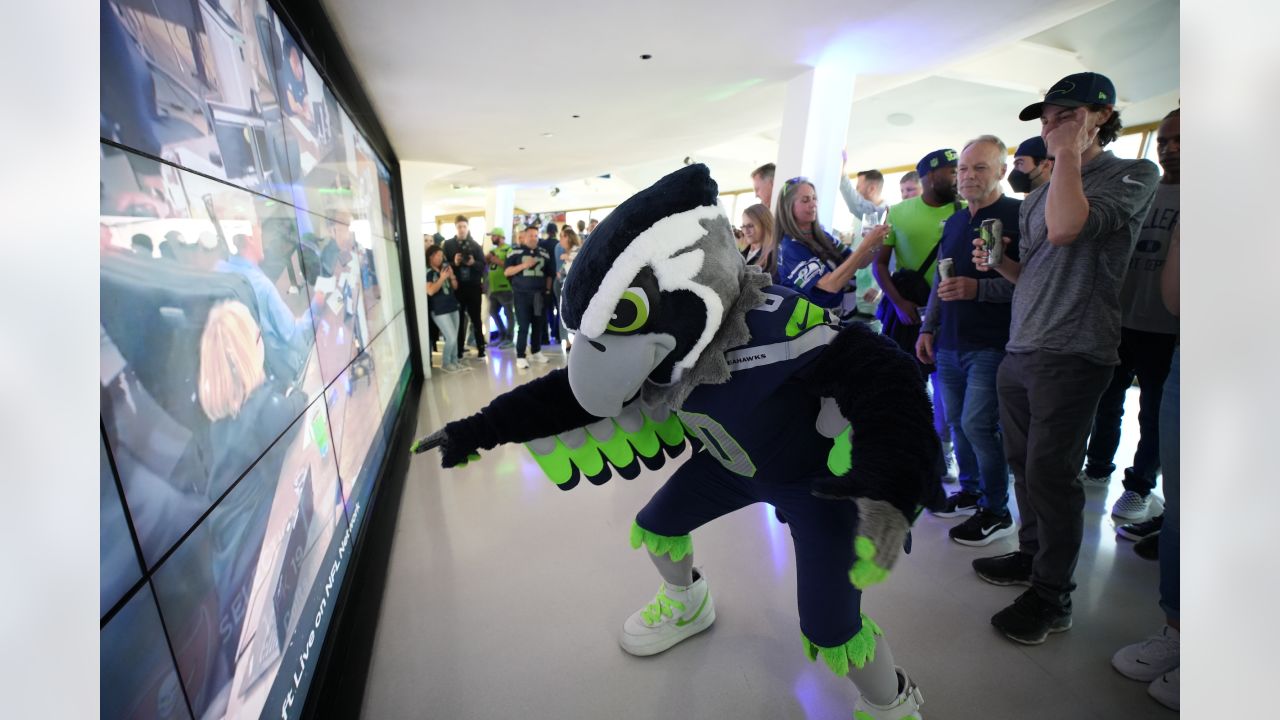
[969,72,1160,645]
[1081,109,1180,524]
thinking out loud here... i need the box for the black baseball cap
[916,148,958,179]
[1014,136,1048,161]
[1019,72,1116,121]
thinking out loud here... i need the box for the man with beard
[875,148,966,481]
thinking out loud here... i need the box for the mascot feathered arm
[804,321,941,589]
[411,368,600,466]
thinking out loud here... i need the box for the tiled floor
[363,344,1175,719]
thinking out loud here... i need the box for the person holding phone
[425,245,467,373]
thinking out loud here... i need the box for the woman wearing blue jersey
[776,177,888,309]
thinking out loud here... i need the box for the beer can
[981,218,1004,267]
[938,258,955,280]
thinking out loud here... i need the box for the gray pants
[997,351,1112,608]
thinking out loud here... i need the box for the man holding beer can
[917,135,1022,547]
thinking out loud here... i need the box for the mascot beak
[567,332,677,417]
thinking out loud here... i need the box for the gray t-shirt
[1121,183,1179,334]
[1007,151,1160,365]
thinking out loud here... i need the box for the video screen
[102,434,142,616]
[150,398,346,719]
[101,0,294,201]
[100,0,413,715]
[101,585,191,720]
[102,145,324,567]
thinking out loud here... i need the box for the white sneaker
[619,571,715,657]
[440,364,462,374]
[852,666,924,720]
[1077,469,1110,487]
[1111,490,1152,520]
[1148,667,1179,711]
[515,357,530,370]
[1112,625,1179,682]
[941,444,957,484]
[529,351,550,364]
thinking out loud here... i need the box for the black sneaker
[1117,513,1164,541]
[1134,532,1160,561]
[972,551,1033,586]
[991,589,1072,645]
[929,490,981,518]
[950,509,1017,547]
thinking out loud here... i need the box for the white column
[773,62,857,229]
[399,161,437,379]
[484,185,515,251]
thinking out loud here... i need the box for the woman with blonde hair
[199,300,308,480]
[557,226,584,348]
[739,203,778,280]
[775,177,888,310]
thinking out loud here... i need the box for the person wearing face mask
[969,72,1160,646]
[1009,136,1054,195]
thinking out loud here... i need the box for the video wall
[100,1,413,718]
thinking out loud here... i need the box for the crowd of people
[759,72,1181,711]
[420,70,1180,712]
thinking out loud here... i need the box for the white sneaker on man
[1076,469,1110,487]
[1112,625,1179,682]
[1147,667,1179,711]
[529,351,550,364]
[852,666,925,720]
[515,357,530,370]
[619,570,715,657]
[1111,490,1152,520]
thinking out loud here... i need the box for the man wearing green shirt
[485,227,515,348]
[874,148,965,480]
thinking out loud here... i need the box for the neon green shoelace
[641,587,686,625]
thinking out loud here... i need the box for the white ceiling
[321,0,1179,218]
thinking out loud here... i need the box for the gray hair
[962,134,1008,161]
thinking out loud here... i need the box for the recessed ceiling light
[887,112,914,126]
[572,114,580,118]
[518,146,526,150]
[640,54,652,60]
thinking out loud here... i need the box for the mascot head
[560,164,752,417]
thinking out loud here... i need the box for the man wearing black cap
[1009,136,1053,195]
[970,72,1160,645]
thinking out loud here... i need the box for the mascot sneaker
[619,570,715,656]
[853,666,924,720]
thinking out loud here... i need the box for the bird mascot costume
[414,164,938,719]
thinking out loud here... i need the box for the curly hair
[1090,105,1124,147]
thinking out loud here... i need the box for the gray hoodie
[1007,150,1159,365]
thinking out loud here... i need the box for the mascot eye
[606,287,651,334]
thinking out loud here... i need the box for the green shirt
[885,196,964,285]
[487,244,512,293]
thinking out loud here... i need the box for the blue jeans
[430,311,460,367]
[1158,346,1179,621]
[936,348,1009,512]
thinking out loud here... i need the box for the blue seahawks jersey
[677,285,841,480]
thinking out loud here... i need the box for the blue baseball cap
[916,148,958,179]
[1014,136,1048,161]
[1019,72,1116,121]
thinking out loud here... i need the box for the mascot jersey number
[415,164,938,720]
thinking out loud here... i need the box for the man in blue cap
[970,71,1160,646]
[874,148,966,483]
[1009,136,1053,194]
